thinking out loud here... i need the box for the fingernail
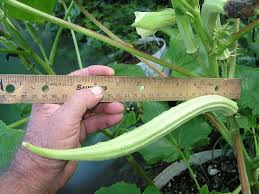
[90,86,104,96]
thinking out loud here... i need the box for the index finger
[70,65,115,76]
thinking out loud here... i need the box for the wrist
[0,169,43,194]
[8,147,66,194]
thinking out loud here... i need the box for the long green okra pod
[23,95,238,161]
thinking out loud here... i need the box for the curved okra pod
[23,95,238,161]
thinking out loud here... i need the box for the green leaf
[113,111,137,137]
[108,63,145,76]
[200,184,210,194]
[0,120,24,172]
[5,0,57,22]
[162,33,209,77]
[236,65,259,116]
[95,182,141,194]
[236,115,256,129]
[139,116,212,164]
[143,185,162,194]
[142,102,170,123]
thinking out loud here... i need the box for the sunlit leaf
[0,120,24,172]
[5,0,57,22]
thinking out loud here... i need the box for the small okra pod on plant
[175,14,199,54]
[171,1,198,54]
[23,95,238,161]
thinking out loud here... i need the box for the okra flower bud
[132,8,176,38]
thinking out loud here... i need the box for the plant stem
[73,0,122,43]
[232,185,242,194]
[19,56,42,74]
[74,0,167,77]
[221,61,228,78]
[172,0,219,77]
[169,134,201,191]
[49,1,74,66]
[252,127,259,156]
[126,155,155,186]
[0,48,29,55]
[0,8,29,50]
[101,129,156,187]
[61,0,83,69]
[25,23,49,63]
[228,19,240,78]
[217,19,259,56]
[30,50,55,75]
[229,116,251,194]
[205,112,232,145]
[4,0,196,77]
[8,117,29,128]
[0,7,55,74]
[232,131,251,194]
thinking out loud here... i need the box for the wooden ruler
[0,74,241,104]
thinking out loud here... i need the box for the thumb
[58,86,104,119]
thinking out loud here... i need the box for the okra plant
[0,0,259,193]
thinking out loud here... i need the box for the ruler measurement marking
[0,75,241,104]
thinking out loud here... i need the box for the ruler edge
[0,74,243,81]
[0,74,242,104]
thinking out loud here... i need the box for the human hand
[6,66,124,194]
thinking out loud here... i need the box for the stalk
[232,185,242,194]
[8,117,29,128]
[3,0,196,77]
[205,112,232,145]
[168,134,201,191]
[25,23,49,63]
[0,8,29,50]
[229,116,251,194]
[30,51,55,75]
[252,127,259,156]
[228,19,240,78]
[73,0,122,43]
[49,1,74,65]
[221,61,228,78]
[61,0,83,69]
[126,155,155,187]
[232,131,251,194]
[74,0,167,77]
[0,48,29,55]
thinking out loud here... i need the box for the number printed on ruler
[0,74,242,104]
